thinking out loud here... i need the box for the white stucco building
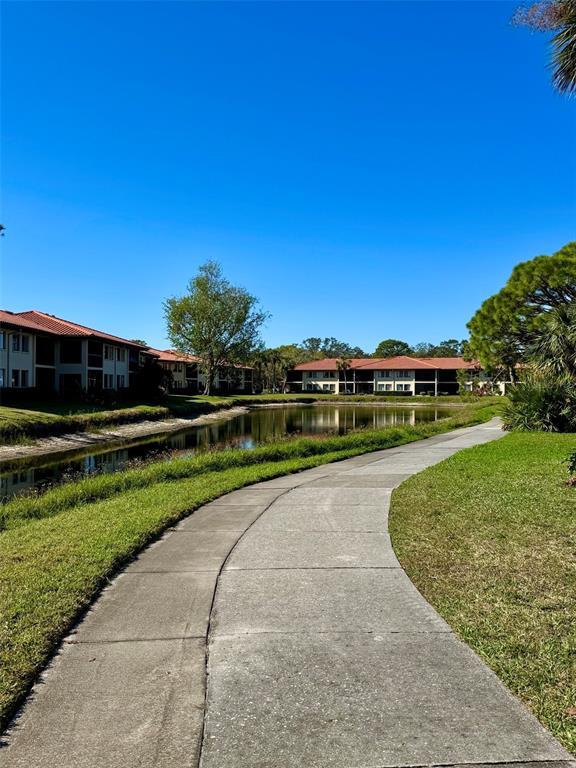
[288,356,481,396]
[0,310,148,393]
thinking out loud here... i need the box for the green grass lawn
[389,432,576,754]
[0,400,498,731]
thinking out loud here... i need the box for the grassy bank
[389,432,576,754]
[166,392,480,412]
[0,404,171,444]
[0,400,498,730]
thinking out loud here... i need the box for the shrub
[501,371,576,432]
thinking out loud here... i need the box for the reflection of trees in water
[2,406,451,501]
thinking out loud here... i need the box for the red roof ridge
[14,310,147,348]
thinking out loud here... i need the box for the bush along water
[501,371,576,432]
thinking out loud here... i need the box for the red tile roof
[294,356,478,371]
[147,348,202,363]
[0,310,53,332]
[0,310,147,348]
[146,348,252,370]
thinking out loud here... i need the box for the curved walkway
[2,419,573,768]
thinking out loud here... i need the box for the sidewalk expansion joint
[197,485,295,768]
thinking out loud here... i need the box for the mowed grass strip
[389,432,576,754]
[0,401,499,730]
[0,404,171,444]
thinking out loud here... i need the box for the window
[11,334,31,352]
[116,348,126,362]
[396,383,411,392]
[104,373,114,389]
[308,371,335,379]
[104,345,114,360]
[11,370,20,387]
[0,368,5,387]
[117,374,125,389]
[88,341,103,368]
[0,332,6,349]
[21,370,29,387]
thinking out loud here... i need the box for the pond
[0,403,456,501]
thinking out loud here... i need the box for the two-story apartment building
[0,310,149,393]
[0,309,256,396]
[287,356,480,395]
[148,348,254,393]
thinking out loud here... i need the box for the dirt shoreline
[0,406,251,464]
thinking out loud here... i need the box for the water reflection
[0,405,453,501]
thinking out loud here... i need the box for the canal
[0,403,455,500]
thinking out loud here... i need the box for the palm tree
[515,0,576,94]
[530,302,576,376]
[336,357,352,395]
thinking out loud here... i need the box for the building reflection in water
[0,405,451,501]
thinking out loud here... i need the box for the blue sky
[2,1,575,352]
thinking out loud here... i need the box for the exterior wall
[0,329,35,388]
[101,344,130,389]
[301,371,338,393]
[160,361,188,389]
[0,336,137,393]
[169,365,253,393]
[374,369,415,394]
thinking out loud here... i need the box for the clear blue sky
[2,1,575,352]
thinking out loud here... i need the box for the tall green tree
[320,338,365,357]
[467,242,576,376]
[430,339,465,356]
[300,337,324,358]
[164,261,269,395]
[514,0,576,94]
[373,339,413,358]
[300,337,365,358]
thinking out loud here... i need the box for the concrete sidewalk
[2,419,574,768]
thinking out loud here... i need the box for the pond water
[0,404,456,501]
